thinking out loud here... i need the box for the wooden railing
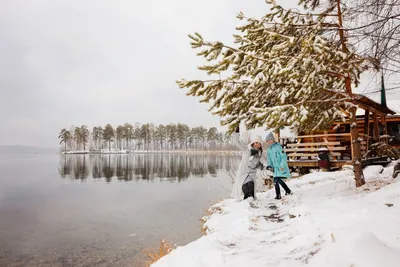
[279,132,375,162]
[279,133,352,161]
[358,133,369,156]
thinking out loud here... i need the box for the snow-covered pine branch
[177,1,369,133]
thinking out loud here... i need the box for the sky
[0,0,278,147]
[0,0,398,147]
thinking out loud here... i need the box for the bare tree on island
[177,0,400,186]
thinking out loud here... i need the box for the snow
[152,162,400,267]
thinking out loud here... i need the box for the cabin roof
[353,94,396,115]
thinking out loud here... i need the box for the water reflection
[58,154,239,182]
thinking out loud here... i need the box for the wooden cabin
[277,94,398,170]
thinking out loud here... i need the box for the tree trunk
[350,108,365,187]
[64,142,67,151]
[109,140,111,151]
[337,0,364,187]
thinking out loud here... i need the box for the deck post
[373,112,379,142]
[364,110,369,135]
[382,115,388,143]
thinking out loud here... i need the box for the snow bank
[152,164,400,267]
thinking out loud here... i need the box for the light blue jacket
[267,142,291,178]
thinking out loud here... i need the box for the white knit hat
[250,135,263,145]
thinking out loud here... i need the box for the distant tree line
[58,123,237,151]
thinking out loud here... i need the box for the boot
[285,190,293,196]
[274,183,281,200]
[277,179,291,195]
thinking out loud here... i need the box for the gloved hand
[256,162,264,170]
[266,166,274,172]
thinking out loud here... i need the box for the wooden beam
[373,112,379,141]
[364,109,369,135]
[286,142,341,147]
[339,107,350,117]
[350,129,354,161]
[287,160,352,168]
[285,147,346,152]
[287,152,342,157]
[354,101,387,118]
[275,129,280,140]
[279,133,351,139]
[382,115,388,143]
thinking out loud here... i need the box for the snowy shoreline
[152,163,400,267]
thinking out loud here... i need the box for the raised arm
[232,125,250,151]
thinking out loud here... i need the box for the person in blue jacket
[265,132,292,200]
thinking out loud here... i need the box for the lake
[0,153,239,267]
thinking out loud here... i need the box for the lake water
[0,153,239,267]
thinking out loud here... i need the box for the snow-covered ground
[152,163,400,267]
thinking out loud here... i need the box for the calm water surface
[0,153,239,267]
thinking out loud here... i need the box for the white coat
[230,128,267,201]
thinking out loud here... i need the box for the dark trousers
[242,181,255,199]
[274,177,291,196]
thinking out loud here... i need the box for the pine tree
[123,123,134,150]
[177,123,190,150]
[207,127,218,150]
[116,125,124,150]
[133,123,142,150]
[155,124,167,150]
[92,126,103,150]
[58,129,72,151]
[74,127,82,151]
[79,125,90,151]
[177,0,372,186]
[103,124,115,151]
[166,124,178,150]
[140,124,151,151]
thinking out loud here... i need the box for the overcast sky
[0,0,276,147]
[0,0,397,147]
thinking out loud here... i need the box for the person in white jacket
[231,125,267,200]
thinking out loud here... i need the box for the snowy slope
[152,163,400,267]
